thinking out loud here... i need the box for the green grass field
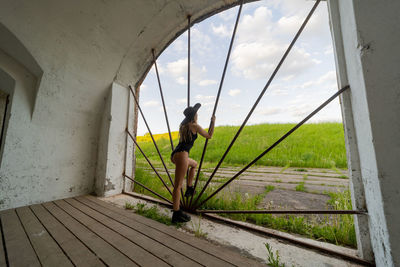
[137,122,347,169]
[133,122,355,248]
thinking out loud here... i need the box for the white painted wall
[328,0,400,265]
[0,0,249,210]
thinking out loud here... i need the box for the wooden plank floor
[0,195,264,267]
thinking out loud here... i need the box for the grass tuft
[265,243,286,267]
[295,182,306,192]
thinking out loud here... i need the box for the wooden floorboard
[30,204,106,267]
[75,196,231,267]
[0,195,264,267]
[0,209,41,267]
[43,201,137,267]
[83,195,264,267]
[54,199,169,267]
[65,198,200,267]
[16,206,73,267]
[0,214,7,267]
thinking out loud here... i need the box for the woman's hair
[179,113,197,142]
[179,121,193,143]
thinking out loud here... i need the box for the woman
[170,103,215,223]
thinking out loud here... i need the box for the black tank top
[172,131,198,156]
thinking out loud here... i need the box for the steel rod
[193,0,322,207]
[187,15,191,108]
[196,85,350,209]
[128,85,174,187]
[152,49,174,152]
[123,191,173,208]
[196,209,366,215]
[124,174,173,204]
[203,214,374,266]
[121,192,372,265]
[189,0,244,208]
[0,95,9,150]
[126,130,173,195]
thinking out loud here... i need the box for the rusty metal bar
[126,130,172,195]
[0,95,9,150]
[195,85,349,209]
[187,15,191,108]
[152,49,174,152]
[124,174,173,204]
[189,0,244,208]
[203,213,374,266]
[123,191,173,208]
[193,0,322,207]
[121,192,373,266]
[196,208,366,215]
[128,85,174,187]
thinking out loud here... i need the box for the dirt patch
[260,189,331,210]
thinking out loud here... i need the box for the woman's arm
[194,116,215,139]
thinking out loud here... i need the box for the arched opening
[122,0,372,264]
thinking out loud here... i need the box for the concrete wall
[0,0,248,210]
[328,0,400,265]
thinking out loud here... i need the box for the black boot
[185,186,195,197]
[172,210,191,223]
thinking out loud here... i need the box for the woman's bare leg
[172,152,188,211]
[187,158,198,187]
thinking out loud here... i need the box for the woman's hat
[181,103,201,124]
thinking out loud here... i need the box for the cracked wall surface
[0,0,248,210]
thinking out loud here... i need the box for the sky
[137,0,342,136]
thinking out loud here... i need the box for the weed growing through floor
[265,243,286,267]
[134,203,182,227]
[295,168,308,172]
[131,177,356,247]
[280,164,290,173]
[274,179,282,183]
[125,202,135,210]
[190,216,208,238]
[295,181,306,192]
[265,185,275,194]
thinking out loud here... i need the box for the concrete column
[328,0,400,266]
[95,82,135,197]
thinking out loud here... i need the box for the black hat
[181,103,201,125]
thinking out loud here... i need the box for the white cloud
[232,42,316,80]
[176,98,186,104]
[228,89,241,96]
[143,100,159,107]
[230,5,323,80]
[300,71,336,89]
[192,28,212,55]
[271,88,289,96]
[177,76,187,85]
[195,94,215,101]
[167,58,187,77]
[288,103,313,118]
[211,23,231,37]
[166,58,209,85]
[324,45,333,55]
[173,39,185,52]
[257,107,283,116]
[195,94,216,106]
[198,79,218,86]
